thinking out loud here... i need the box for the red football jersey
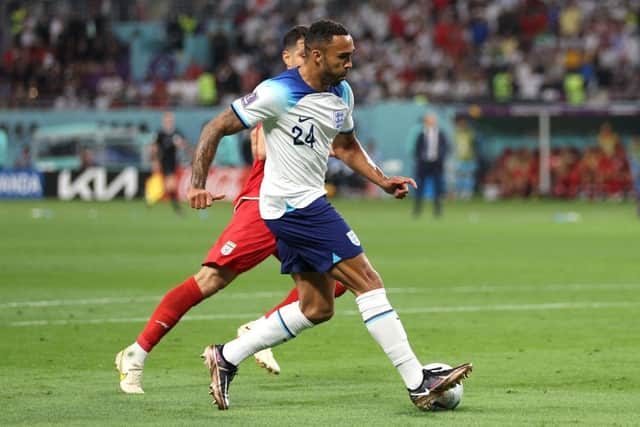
[233,158,265,210]
[233,122,265,209]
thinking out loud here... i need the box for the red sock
[264,287,299,318]
[334,281,347,297]
[264,281,348,318]
[136,276,204,352]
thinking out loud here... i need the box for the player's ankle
[128,342,149,365]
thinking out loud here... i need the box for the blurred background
[1,0,639,208]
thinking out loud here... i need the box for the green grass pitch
[1,198,639,426]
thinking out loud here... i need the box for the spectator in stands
[79,146,96,170]
[492,67,514,103]
[564,70,586,105]
[11,123,37,170]
[597,122,621,158]
[576,146,602,200]
[197,70,217,106]
[215,63,240,105]
[504,147,535,198]
[488,135,633,201]
[209,29,230,69]
[559,1,582,37]
[4,1,640,107]
[452,116,477,199]
[149,79,170,108]
[14,145,32,169]
[413,113,448,218]
[484,146,538,199]
[551,147,580,199]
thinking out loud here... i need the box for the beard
[323,71,348,87]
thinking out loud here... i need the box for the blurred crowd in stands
[2,0,640,108]
[483,121,636,201]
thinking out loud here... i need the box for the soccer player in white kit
[188,20,472,411]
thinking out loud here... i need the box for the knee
[300,303,334,324]
[193,266,234,297]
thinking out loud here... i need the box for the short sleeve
[231,80,289,129]
[338,81,355,134]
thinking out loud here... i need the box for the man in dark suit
[414,113,448,217]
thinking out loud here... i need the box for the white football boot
[237,320,281,375]
[115,347,145,394]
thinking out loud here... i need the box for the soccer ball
[423,362,464,411]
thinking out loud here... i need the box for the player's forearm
[335,143,387,187]
[352,155,387,187]
[191,107,245,188]
[191,119,224,188]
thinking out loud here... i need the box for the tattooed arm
[188,107,246,209]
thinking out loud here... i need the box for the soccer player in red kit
[115,26,346,394]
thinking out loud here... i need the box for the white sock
[251,315,267,327]
[223,302,313,366]
[127,342,148,365]
[356,288,424,390]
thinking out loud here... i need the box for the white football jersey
[231,68,355,219]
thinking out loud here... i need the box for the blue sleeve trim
[230,103,250,129]
[339,127,355,134]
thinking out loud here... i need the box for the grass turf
[1,198,639,426]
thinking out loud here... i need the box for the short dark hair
[304,20,349,52]
[282,25,308,50]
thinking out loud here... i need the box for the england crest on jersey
[220,240,237,256]
[334,110,346,129]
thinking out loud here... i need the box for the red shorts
[203,200,277,273]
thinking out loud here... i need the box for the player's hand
[381,176,417,199]
[187,186,225,209]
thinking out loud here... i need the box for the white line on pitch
[0,291,284,309]
[2,283,639,309]
[6,301,639,327]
